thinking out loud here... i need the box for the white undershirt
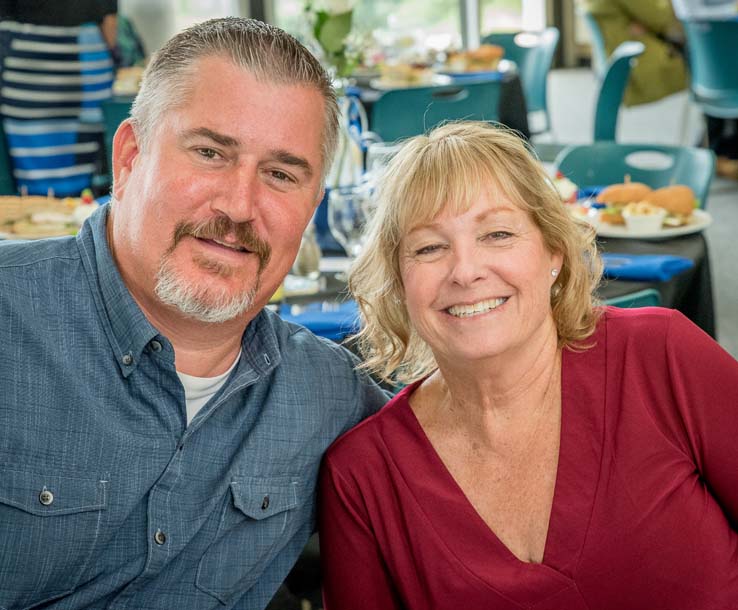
[177,351,242,425]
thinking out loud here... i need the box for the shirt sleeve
[319,456,404,610]
[665,311,738,526]
[618,0,677,34]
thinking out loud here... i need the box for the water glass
[327,184,374,259]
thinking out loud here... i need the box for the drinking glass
[327,184,374,262]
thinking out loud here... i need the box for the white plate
[596,209,712,240]
[370,74,453,90]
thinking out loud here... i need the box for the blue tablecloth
[602,253,694,282]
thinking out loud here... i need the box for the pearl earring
[551,269,559,277]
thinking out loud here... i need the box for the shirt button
[154,529,167,545]
[122,353,134,366]
[261,495,270,511]
[150,340,162,352]
[39,489,54,506]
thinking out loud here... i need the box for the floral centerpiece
[305,0,360,80]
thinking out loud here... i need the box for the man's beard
[154,216,272,324]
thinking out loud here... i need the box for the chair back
[370,80,501,142]
[482,28,560,133]
[554,142,716,208]
[0,122,17,195]
[605,288,662,308]
[579,9,609,79]
[101,97,134,180]
[682,20,738,119]
[594,41,645,141]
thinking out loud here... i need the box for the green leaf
[317,10,353,54]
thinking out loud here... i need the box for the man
[0,18,387,610]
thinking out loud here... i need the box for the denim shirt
[0,205,388,610]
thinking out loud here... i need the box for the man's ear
[112,119,140,201]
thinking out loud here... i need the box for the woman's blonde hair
[349,121,603,384]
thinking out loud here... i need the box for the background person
[0,0,117,195]
[0,18,387,610]
[580,0,688,106]
[319,121,738,610]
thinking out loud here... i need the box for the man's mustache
[172,216,272,272]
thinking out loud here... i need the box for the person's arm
[665,311,738,526]
[619,0,679,35]
[100,13,117,51]
[319,456,404,610]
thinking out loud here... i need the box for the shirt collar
[76,204,284,380]
[76,204,160,377]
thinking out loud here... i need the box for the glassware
[327,183,374,261]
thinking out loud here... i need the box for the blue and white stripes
[1,21,113,196]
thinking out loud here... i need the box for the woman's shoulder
[324,382,420,471]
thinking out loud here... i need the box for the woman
[319,122,738,609]
[0,0,117,196]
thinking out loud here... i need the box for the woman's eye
[414,244,444,256]
[482,231,513,241]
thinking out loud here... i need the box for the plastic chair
[578,9,609,80]
[370,80,502,142]
[604,288,662,308]
[554,142,716,208]
[594,41,645,142]
[101,97,134,182]
[0,122,16,195]
[482,28,560,134]
[681,20,738,119]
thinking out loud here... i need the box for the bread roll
[643,185,695,217]
[596,182,652,205]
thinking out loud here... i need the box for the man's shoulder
[0,236,79,272]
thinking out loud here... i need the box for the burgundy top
[319,307,738,610]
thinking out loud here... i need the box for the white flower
[314,0,356,15]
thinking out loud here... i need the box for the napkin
[278,300,360,341]
[601,253,694,282]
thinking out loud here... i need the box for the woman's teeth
[447,297,507,318]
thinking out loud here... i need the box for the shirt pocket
[196,475,300,604]
[0,469,108,610]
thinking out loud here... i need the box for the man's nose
[211,162,259,223]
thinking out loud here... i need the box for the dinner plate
[437,69,504,83]
[370,74,453,90]
[596,209,712,240]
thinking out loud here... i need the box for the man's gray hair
[129,17,339,178]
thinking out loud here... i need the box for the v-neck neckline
[393,330,607,591]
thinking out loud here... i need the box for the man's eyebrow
[181,127,240,148]
[270,149,314,179]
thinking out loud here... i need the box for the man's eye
[196,148,220,160]
[270,169,295,183]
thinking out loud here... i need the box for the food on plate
[621,202,667,234]
[0,195,85,239]
[377,62,434,86]
[552,171,578,202]
[446,44,504,72]
[596,181,653,225]
[641,185,697,227]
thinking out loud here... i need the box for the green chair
[370,80,502,142]
[482,27,560,135]
[578,8,609,79]
[681,20,738,119]
[554,142,716,208]
[594,41,644,142]
[0,122,17,195]
[101,97,134,182]
[604,288,662,308]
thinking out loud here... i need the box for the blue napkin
[278,300,360,341]
[602,253,694,282]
